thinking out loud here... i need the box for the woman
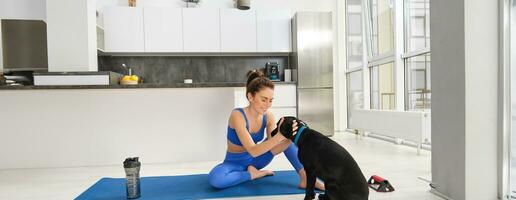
[208,69,324,190]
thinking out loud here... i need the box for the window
[405,53,431,110]
[346,0,364,68]
[403,0,431,110]
[345,0,431,115]
[370,62,395,110]
[405,0,430,52]
[369,0,395,56]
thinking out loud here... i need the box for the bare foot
[247,165,274,180]
[298,169,325,191]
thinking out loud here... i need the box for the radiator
[349,109,431,154]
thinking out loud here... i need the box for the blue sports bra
[227,108,266,146]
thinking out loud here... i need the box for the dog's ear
[279,117,296,139]
[271,127,278,136]
[271,118,283,137]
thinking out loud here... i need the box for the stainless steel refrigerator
[291,12,334,136]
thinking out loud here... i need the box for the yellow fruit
[130,75,139,81]
[121,76,131,81]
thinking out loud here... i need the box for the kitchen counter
[0,81,296,90]
[0,83,297,169]
[0,86,235,168]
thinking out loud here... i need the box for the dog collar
[293,126,307,145]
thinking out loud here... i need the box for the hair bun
[246,68,266,87]
[245,68,274,100]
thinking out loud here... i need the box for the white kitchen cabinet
[144,7,183,52]
[183,8,220,52]
[271,84,297,107]
[104,7,144,52]
[257,10,293,52]
[269,107,297,119]
[102,8,292,54]
[234,84,297,119]
[220,9,257,52]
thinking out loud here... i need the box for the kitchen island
[0,82,296,169]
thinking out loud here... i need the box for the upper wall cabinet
[257,10,293,52]
[103,7,144,52]
[102,7,292,53]
[143,7,183,52]
[182,8,220,52]
[220,9,257,52]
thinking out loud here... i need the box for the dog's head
[271,116,306,141]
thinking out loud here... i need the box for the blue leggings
[208,143,303,189]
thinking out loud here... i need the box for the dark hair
[246,69,274,99]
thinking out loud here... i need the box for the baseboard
[430,188,454,200]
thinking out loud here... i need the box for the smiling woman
[207,69,325,191]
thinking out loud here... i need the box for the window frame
[402,0,431,110]
[404,52,431,110]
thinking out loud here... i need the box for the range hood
[1,19,48,72]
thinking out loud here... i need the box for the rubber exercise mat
[75,170,306,200]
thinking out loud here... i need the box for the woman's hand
[274,117,299,140]
[292,120,298,136]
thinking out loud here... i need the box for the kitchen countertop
[32,71,120,76]
[0,81,297,90]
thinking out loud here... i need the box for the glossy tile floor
[0,132,441,200]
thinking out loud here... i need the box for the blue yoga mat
[75,170,307,200]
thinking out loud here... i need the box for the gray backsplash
[98,56,289,84]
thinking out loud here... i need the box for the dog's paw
[303,192,316,200]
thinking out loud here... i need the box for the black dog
[272,116,369,200]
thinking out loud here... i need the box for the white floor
[0,132,442,200]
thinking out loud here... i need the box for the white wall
[335,0,347,131]
[46,0,98,72]
[464,0,498,198]
[431,0,499,199]
[0,0,46,20]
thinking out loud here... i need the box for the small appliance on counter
[264,62,280,82]
[284,68,292,82]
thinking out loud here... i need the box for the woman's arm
[266,111,276,139]
[230,110,285,157]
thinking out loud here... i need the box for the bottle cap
[123,157,141,168]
